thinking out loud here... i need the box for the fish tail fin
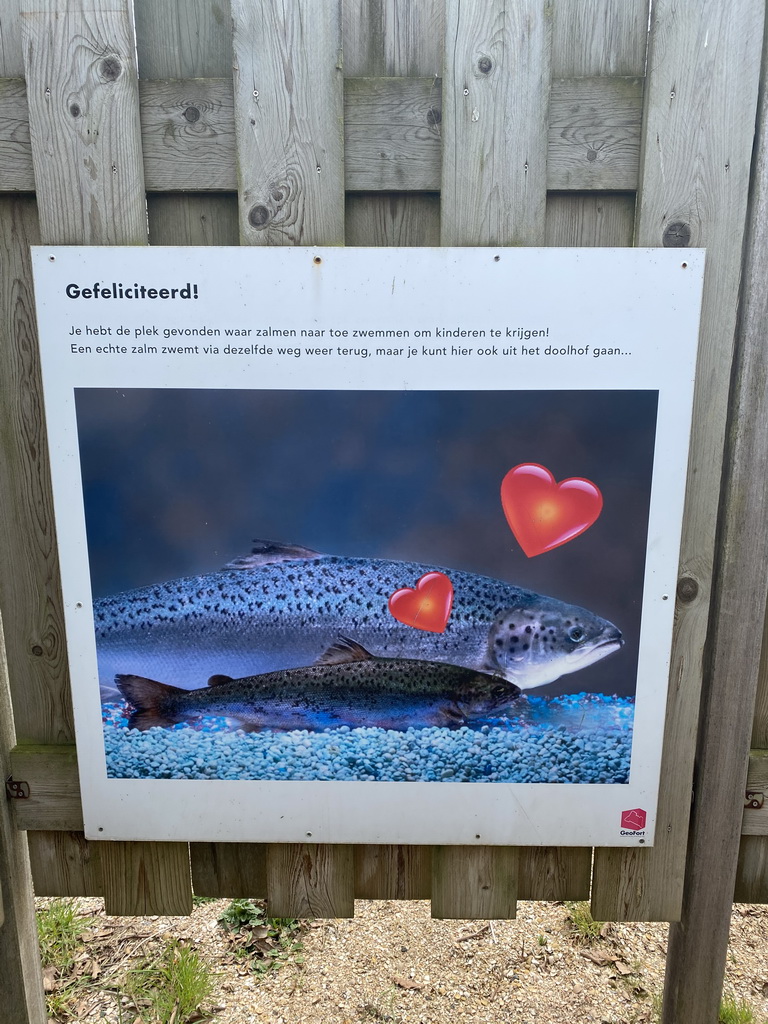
[115,674,188,731]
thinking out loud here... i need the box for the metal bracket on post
[5,777,30,800]
[744,791,764,810]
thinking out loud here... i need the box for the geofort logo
[620,808,647,835]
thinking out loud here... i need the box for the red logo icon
[500,462,603,557]
[621,808,646,831]
[388,571,454,633]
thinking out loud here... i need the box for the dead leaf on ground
[394,974,424,990]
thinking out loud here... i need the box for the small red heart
[501,463,603,557]
[388,572,454,633]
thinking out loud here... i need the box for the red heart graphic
[501,463,603,557]
[388,572,454,633]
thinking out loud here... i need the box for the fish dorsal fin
[208,674,233,687]
[223,539,324,571]
[316,635,375,665]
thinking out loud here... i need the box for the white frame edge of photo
[30,245,705,846]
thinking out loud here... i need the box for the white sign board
[31,246,704,846]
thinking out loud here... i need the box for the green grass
[121,939,216,1023]
[37,899,88,1019]
[564,900,603,943]
[718,995,765,1024]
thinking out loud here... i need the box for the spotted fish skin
[115,638,522,732]
[95,542,623,696]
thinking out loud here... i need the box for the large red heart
[388,572,454,633]
[501,463,603,557]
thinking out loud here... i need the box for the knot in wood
[69,102,81,118]
[676,576,699,602]
[31,644,44,657]
[248,204,271,228]
[662,221,692,247]
[99,56,122,82]
[477,56,493,74]
[427,106,441,127]
[183,105,201,123]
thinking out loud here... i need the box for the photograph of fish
[77,388,657,785]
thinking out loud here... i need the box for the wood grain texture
[0,616,48,1024]
[0,77,31,189]
[346,193,440,246]
[343,0,444,79]
[0,0,24,77]
[547,77,642,191]
[0,196,71,745]
[552,0,649,78]
[134,0,232,80]
[441,0,552,245]
[754,606,768,749]
[190,844,267,898]
[27,830,102,897]
[147,193,238,246]
[743,751,768,836]
[10,744,82,831]
[21,1,147,244]
[544,193,635,247]
[354,845,431,900]
[734,836,768,903]
[518,848,591,901]
[140,78,236,190]
[231,0,344,245]
[0,74,646,194]
[344,77,441,191]
[266,845,355,918]
[593,0,765,926]
[431,846,517,920]
[101,842,192,916]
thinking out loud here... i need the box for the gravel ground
[40,897,768,1023]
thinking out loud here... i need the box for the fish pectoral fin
[222,539,324,570]
[207,673,234,688]
[316,635,375,665]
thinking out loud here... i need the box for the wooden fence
[1,1,768,1021]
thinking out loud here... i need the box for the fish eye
[569,626,585,643]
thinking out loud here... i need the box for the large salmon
[95,540,622,696]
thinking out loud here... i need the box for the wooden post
[660,18,768,1020]
[0,614,47,1023]
[592,0,765,922]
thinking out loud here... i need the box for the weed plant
[564,900,603,943]
[218,898,305,975]
[121,939,216,1023]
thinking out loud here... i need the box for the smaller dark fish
[115,637,521,733]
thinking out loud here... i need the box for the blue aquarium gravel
[103,692,633,784]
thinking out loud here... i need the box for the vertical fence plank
[26,831,103,897]
[343,0,443,249]
[660,13,768,1017]
[231,0,344,246]
[0,613,47,1024]
[102,843,192,916]
[267,844,354,918]
[432,846,517,920]
[754,611,768,750]
[437,0,551,917]
[441,0,552,246]
[190,844,267,899]
[734,837,768,903]
[592,0,765,924]
[230,0,350,916]
[21,1,146,244]
[354,846,431,900]
[21,0,192,917]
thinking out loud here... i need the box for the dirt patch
[37,897,768,1023]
